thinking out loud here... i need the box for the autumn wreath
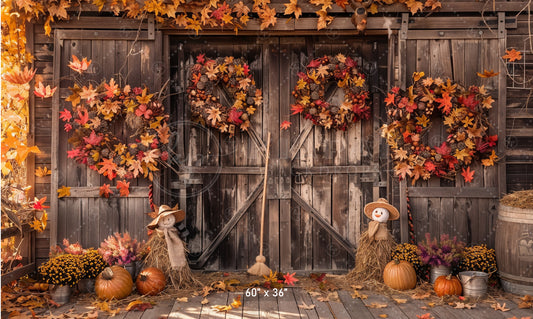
[381,73,498,184]
[291,54,371,130]
[60,57,171,181]
[187,54,262,136]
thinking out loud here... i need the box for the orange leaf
[424,0,441,10]
[68,55,92,74]
[280,121,292,130]
[413,71,425,82]
[502,49,522,62]
[258,6,277,30]
[406,0,424,14]
[435,92,452,115]
[98,158,118,180]
[284,0,302,19]
[491,302,510,312]
[99,184,113,198]
[477,69,499,78]
[416,314,435,319]
[461,167,475,183]
[230,296,242,308]
[35,166,51,177]
[34,81,57,98]
[3,66,36,84]
[117,180,130,197]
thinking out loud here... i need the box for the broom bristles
[247,255,271,276]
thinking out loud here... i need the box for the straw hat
[147,204,185,229]
[364,198,399,220]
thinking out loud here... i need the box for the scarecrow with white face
[144,205,201,289]
[348,198,399,282]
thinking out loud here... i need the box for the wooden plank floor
[44,288,533,319]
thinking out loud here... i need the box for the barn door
[394,13,507,247]
[50,30,162,248]
[170,36,388,271]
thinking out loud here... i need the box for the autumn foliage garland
[60,56,171,182]
[291,54,370,130]
[381,73,498,184]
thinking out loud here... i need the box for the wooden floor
[46,288,533,319]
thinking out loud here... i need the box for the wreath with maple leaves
[60,56,171,181]
[291,54,371,130]
[381,72,498,184]
[187,54,262,136]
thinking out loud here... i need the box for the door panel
[170,36,388,271]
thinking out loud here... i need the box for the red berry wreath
[291,54,371,130]
[187,54,262,136]
[381,73,498,184]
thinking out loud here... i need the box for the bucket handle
[461,269,495,285]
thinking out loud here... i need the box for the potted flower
[78,248,108,293]
[98,232,145,278]
[38,254,84,304]
[417,233,465,283]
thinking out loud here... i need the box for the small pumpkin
[383,259,417,290]
[95,266,133,300]
[136,267,166,296]
[434,274,462,297]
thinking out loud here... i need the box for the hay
[144,231,202,289]
[346,229,397,283]
[500,189,533,209]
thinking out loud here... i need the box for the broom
[247,132,272,277]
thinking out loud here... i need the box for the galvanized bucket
[459,271,489,297]
[50,285,71,305]
[430,265,451,284]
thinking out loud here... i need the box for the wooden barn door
[394,14,507,247]
[170,36,389,271]
[50,30,162,248]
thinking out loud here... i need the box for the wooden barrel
[495,204,533,295]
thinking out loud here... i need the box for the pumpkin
[434,274,462,297]
[136,267,166,295]
[95,266,133,300]
[383,259,417,290]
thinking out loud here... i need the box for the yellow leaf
[230,296,242,308]
[126,300,143,311]
[379,315,388,318]
[57,186,71,198]
[394,298,408,304]
[201,298,209,305]
[413,71,425,82]
[35,166,51,177]
[176,297,188,302]
[368,3,378,14]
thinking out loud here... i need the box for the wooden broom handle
[259,132,271,256]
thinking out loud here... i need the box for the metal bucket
[430,265,451,284]
[459,271,488,297]
[50,285,71,305]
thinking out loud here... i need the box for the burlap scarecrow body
[347,198,399,283]
[144,205,201,289]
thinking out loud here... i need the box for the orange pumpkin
[383,259,417,290]
[136,267,166,295]
[95,266,133,300]
[434,274,462,297]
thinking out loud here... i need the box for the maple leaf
[186,14,203,35]
[316,10,333,30]
[435,92,452,114]
[128,160,143,178]
[239,77,251,90]
[461,166,475,183]
[477,69,499,78]
[413,71,425,82]
[406,0,424,14]
[416,314,435,319]
[98,158,117,180]
[233,1,250,16]
[394,148,408,160]
[117,180,130,197]
[458,93,479,111]
[231,296,242,308]
[258,6,277,30]
[481,150,498,166]
[491,302,510,312]
[283,272,299,286]
[104,78,119,97]
[68,55,92,74]
[35,166,52,177]
[228,108,243,124]
[291,104,305,114]
[284,0,302,19]
[99,184,113,198]
[3,66,36,84]
[424,0,441,10]
[48,0,69,19]
[385,92,396,106]
[57,186,71,198]
[416,115,430,127]
[317,64,329,78]
[395,162,413,180]
[156,123,170,144]
[59,109,72,122]
[83,130,104,146]
[335,0,349,9]
[136,88,154,104]
[34,82,57,98]
[212,304,233,312]
[502,49,522,62]
[280,121,292,130]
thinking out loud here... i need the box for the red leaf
[117,180,130,197]
[307,59,321,68]
[458,93,479,111]
[335,0,349,9]
[424,160,436,172]
[283,272,299,286]
[228,108,243,124]
[280,121,292,130]
[83,130,104,146]
[291,104,305,115]
[75,109,89,125]
[434,142,450,156]
[197,54,206,64]
[406,101,418,113]
[59,109,72,122]
[461,167,475,183]
[99,184,113,198]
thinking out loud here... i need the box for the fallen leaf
[412,292,431,300]
[351,285,363,290]
[211,304,233,312]
[298,302,315,310]
[201,298,209,305]
[453,302,476,309]
[283,272,299,286]
[367,302,388,309]
[126,300,153,311]
[518,301,532,309]
[394,298,407,304]
[317,296,329,302]
[427,302,436,307]
[351,290,368,299]
[176,297,189,303]
[230,296,242,309]
[491,302,510,312]
[416,313,435,319]
[379,315,388,318]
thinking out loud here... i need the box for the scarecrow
[144,204,201,289]
[347,198,399,282]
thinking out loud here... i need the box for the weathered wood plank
[169,295,204,319]
[336,290,374,319]
[407,187,499,198]
[306,295,333,319]
[259,289,280,319]
[226,291,244,319]
[140,297,175,318]
[292,289,318,319]
[360,292,407,318]
[292,165,379,174]
[242,287,260,318]
[276,288,300,319]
